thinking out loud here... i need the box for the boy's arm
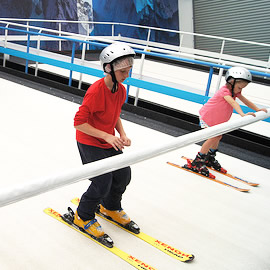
[75,122,108,140]
[75,122,126,151]
[115,118,126,137]
[115,118,131,146]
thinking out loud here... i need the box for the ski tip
[250,183,260,187]
[238,188,250,192]
[242,181,259,187]
[184,254,195,262]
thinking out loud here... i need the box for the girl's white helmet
[225,67,252,82]
[100,43,135,71]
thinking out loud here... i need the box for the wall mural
[0,0,179,50]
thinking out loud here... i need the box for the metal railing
[0,20,269,120]
[1,18,269,67]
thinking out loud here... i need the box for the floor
[0,63,270,270]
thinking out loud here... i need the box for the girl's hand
[242,108,268,118]
[257,108,268,113]
[243,112,256,117]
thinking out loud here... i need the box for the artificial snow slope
[0,77,270,270]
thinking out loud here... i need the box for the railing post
[25,30,31,74]
[112,24,114,37]
[35,30,42,76]
[215,64,226,93]
[87,24,90,50]
[126,68,133,103]
[68,42,76,86]
[59,22,62,51]
[266,53,270,76]
[219,39,225,56]
[3,23,9,67]
[179,33,184,53]
[205,66,214,96]
[78,41,87,89]
[215,40,226,91]
[134,29,151,106]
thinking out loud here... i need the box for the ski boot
[183,153,215,179]
[97,205,140,234]
[62,207,113,248]
[205,149,227,174]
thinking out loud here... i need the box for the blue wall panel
[0,0,179,49]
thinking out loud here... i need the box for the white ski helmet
[225,67,252,83]
[100,42,135,71]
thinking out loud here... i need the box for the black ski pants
[76,142,131,221]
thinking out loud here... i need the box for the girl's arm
[238,94,267,113]
[224,94,267,117]
[224,95,249,116]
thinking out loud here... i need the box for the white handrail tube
[0,110,269,208]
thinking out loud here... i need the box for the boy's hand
[120,134,131,147]
[104,134,125,151]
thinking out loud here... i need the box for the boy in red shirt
[73,43,139,245]
[184,67,267,177]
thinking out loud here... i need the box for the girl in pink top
[184,67,267,178]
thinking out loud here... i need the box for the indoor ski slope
[0,75,270,270]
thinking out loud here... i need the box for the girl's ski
[181,156,259,186]
[167,161,250,192]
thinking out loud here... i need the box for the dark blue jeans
[76,142,131,221]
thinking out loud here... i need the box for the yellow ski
[44,208,157,270]
[71,198,194,262]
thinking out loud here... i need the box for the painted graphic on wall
[0,0,179,50]
[77,0,94,35]
[92,0,179,45]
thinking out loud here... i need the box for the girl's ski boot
[205,149,227,173]
[184,153,215,179]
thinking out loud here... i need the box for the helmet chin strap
[228,79,236,97]
[109,63,118,93]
